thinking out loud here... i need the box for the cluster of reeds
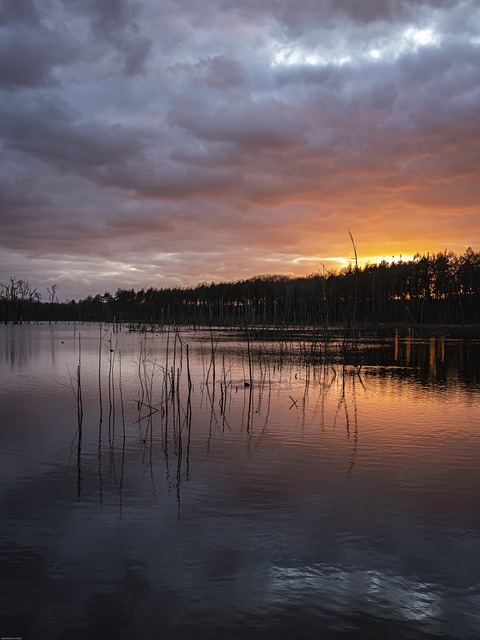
[69,324,365,512]
[68,331,83,499]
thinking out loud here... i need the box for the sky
[1,0,479,301]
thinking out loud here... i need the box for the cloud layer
[1,0,479,299]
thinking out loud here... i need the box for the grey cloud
[0,166,53,218]
[62,0,152,76]
[0,95,153,176]
[212,0,457,34]
[105,161,241,200]
[170,141,247,170]
[121,35,152,76]
[274,64,338,89]
[330,0,458,24]
[271,37,480,136]
[271,0,397,31]
[0,25,74,88]
[436,2,480,39]
[62,0,139,37]
[1,0,479,300]
[397,42,480,104]
[170,99,306,151]
[193,56,249,92]
[0,0,40,27]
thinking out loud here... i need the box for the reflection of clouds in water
[267,563,451,625]
[2,325,480,637]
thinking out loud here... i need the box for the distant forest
[2,248,480,326]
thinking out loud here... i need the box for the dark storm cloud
[193,56,250,91]
[0,0,479,299]
[0,0,40,27]
[0,94,153,175]
[60,0,143,43]
[0,24,74,88]
[170,98,305,150]
[62,0,153,76]
[212,0,461,35]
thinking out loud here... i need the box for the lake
[1,323,479,639]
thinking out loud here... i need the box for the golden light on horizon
[360,254,415,267]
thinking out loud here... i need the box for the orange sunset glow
[1,1,479,300]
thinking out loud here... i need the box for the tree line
[2,248,480,326]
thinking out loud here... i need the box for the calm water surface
[1,323,479,639]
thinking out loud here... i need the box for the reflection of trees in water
[363,333,480,387]
[0,324,43,369]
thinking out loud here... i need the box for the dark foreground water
[1,324,479,639]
